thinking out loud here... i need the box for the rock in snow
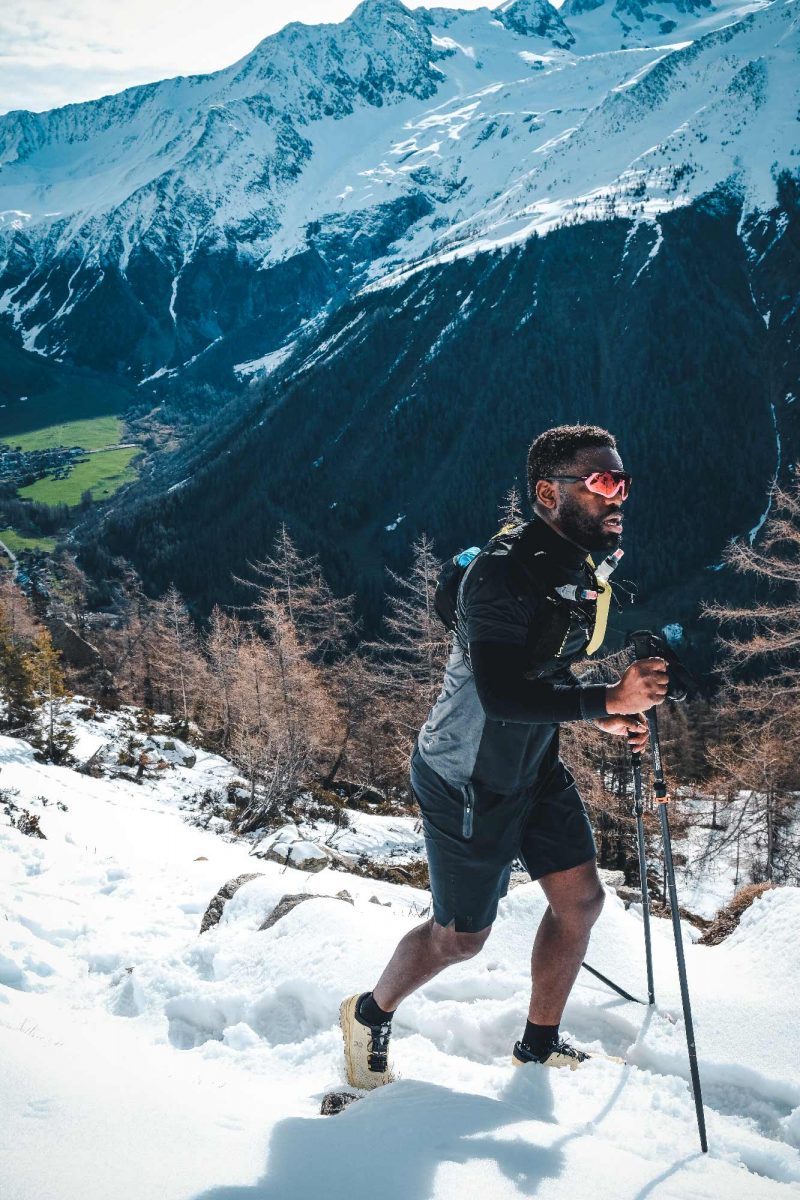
[200,872,265,934]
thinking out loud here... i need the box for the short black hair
[527,424,618,508]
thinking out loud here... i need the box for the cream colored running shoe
[339,993,396,1090]
[511,1038,590,1070]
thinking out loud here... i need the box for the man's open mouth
[603,516,623,529]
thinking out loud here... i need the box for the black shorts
[410,740,596,933]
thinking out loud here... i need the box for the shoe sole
[511,1050,625,1069]
[511,1050,583,1070]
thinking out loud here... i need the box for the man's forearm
[470,641,608,725]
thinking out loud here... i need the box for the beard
[558,492,623,554]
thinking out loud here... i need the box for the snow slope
[0,0,794,378]
[1,727,799,1199]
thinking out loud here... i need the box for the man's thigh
[410,744,521,933]
[518,760,597,883]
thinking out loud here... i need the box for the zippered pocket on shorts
[461,782,475,840]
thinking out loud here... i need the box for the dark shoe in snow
[511,1037,591,1070]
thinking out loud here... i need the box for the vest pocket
[461,782,475,839]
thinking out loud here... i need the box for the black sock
[521,1021,559,1054]
[357,992,395,1026]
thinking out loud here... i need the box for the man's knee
[567,878,605,925]
[430,920,492,963]
[582,881,605,925]
[544,864,605,928]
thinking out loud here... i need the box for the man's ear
[535,479,558,511]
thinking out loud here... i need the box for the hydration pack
[433,544,483,632]
[434,522,623,658]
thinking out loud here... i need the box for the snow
[233,341,298,379]
[0,0,796,373]
[672,788,800,919]
[631,220,663,284]
[1,707,800,1199]
[748,401,782,543]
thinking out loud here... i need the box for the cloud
[0,0,348,113]
[0,0,494,115]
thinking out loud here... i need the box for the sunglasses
[549,471,632,500]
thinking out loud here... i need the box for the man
[340,424,669,1088]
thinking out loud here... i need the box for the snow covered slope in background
[0,0,794,381]
[1,721,799,1199]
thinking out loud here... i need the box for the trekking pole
[630,631,708,1154]
[580,959,645,1005]
[630,748,656,1006]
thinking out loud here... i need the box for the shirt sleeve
[461,555,608,724]
[470,642,609,724]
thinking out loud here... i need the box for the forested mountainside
[82,181,798,643]
[0,0,795,391]
[0,0,797,640]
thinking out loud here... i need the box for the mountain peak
[349,0,416,29]
[495,0,576,47]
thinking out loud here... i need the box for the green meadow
[18,447,140,507]
[3,415,125,453]
[0,329,141,549]
[0,528,58,554]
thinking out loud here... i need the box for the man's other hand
[593,714,649,753]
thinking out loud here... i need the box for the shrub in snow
[15,810,45,839]
[116,734,197,777]
[187,787,239,830]
[700,882,777,945]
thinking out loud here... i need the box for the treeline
[4,483,800,894]
[566,481,800,891]
[81,191,795,645]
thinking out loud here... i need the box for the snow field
[1,0,794,377]
[1,728,799,1199]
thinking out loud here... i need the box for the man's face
[537,446,627,553]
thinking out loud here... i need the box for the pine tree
[701,479,800,883]
[27,629,73,763]
[497,483,525,529]
[0,614,37,732]
[203,606,243,751]
[365,532,452,777]
[148,585,207,730]
[0,572,39,642]
[238,522,358,660]
[102,576,208,729]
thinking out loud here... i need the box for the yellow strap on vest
[493,525,611,655]
[585,554,611,656]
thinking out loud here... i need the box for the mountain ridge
[0,0,790,385]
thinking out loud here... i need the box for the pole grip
[629,630,669,802]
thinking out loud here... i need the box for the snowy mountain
[1,710,800,1198]
[0,0,794,385]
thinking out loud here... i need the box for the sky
[0,0,494,116]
